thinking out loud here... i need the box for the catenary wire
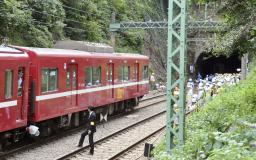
[0,12,87,33]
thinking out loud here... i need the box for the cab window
[41,68,58,93]
[18,68,24,96]
[5,69,13,99]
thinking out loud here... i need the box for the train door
[17,67,25,120]
[134,63,139,92]
[107,63,114,98]
[67,64,78,106]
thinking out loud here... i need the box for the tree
[195,0,256,56]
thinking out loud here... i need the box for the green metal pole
[166,0,187,154]
[160,0,164,10]
[179,0,187,146]
[166,0,175,153]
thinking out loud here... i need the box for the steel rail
[108,103,199,160]
[0,94,166,159]
[109,127,165,160]
[140,92,166,102]
[56,111,167,160]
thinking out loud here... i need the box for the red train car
[0,46,29,145]
[19,47,149,134]
[0,46,149,147]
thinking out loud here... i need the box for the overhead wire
[0,1,88,32]
[0,1,84,24]
[0,1,112,33]
[0,12,87,33]
[61,4,98,17]
[31,9,84,25]
[32,20,87,32]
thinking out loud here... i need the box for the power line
[32,20,87,32]
[0,13,87,33]
[0,1,89,31]
[1,0,98,18]
[31,9,83,25]
[61,4,97,16]
[0,1,88,25]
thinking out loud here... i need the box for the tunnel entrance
[196,54,241,78]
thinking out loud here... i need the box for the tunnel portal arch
[195,53,241,78]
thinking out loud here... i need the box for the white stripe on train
[0,100,17,109]
[36,80,149,101]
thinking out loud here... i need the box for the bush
[153,68,256,159]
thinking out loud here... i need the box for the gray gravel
[69,114,165,160]
[118,129,165,160]
[8,94,166,160]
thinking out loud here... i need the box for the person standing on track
[77,106,96,155]
[150,73,156,90]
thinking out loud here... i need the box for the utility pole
[166,0,187,153]
[109,0,226,154]
[159,0,164,10]
[241,53,248,80]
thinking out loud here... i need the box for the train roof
[15,47,149,60]
[0,46,24,53]
[54,40,114,53]
[0,46,29,59]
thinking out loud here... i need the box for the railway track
[56,94,197,160]
[56,111,166,160]
[110,128,165,160]
[109,105,198,160]
[1,93,166,159]
[140,92,166,102]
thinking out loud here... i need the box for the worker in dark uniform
[77,106,96,155]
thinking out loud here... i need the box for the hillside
[153,68,256,159]
[0,0,165,54]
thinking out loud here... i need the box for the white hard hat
[35,130,40,136]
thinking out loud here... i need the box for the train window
[66,69,70,89]
[85,67,93,86]
[72,68,77,88]
[41,68,58,93]
[5,70,13,99]
[18,68,24,96]
[143,66,149,80]
[119,65,130,82]
[134,64,138,80]
[85,66,101,86]
[92,66,101,85]
[124,66,130,82]
[106,64,113,83]
[118,66,124,82]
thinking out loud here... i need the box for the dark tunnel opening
[196,54,241,78]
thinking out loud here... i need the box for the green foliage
[27,0,65,40]
[0,0,162,52]
[25,25,54,47]
[153,68,256,159]
[0,0,65,47]
[193,0,256,57]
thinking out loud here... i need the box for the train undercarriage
[0,97,141,151]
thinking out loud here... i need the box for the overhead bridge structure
[110,21,225,32]
[110,0,226,154]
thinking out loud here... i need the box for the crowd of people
[150,73,167,92]
[150,72,241,109]
[186,73,241,109]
